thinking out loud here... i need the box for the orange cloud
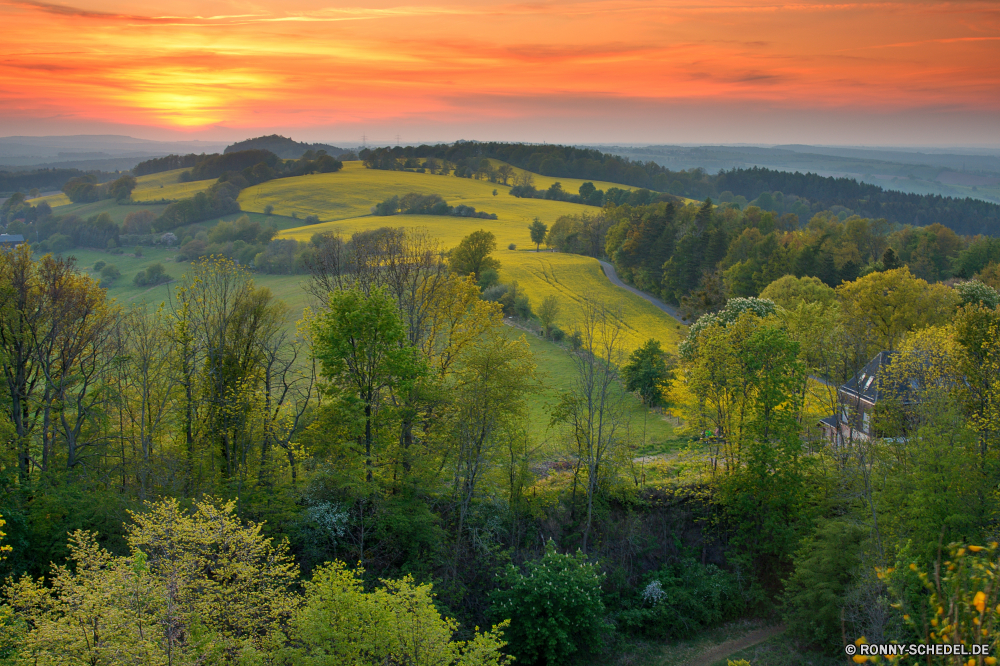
[0,0,997,141]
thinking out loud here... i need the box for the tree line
[359,142,1000,236]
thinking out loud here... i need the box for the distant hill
[224,135,347,159]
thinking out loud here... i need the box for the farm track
[597,260,685,324]
[683,624,785,666]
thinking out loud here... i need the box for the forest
[3,202,1000,664]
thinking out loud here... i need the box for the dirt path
[684,624,785,666]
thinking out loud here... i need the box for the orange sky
[2,0,998,144]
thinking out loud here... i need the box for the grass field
[28,167,215,208]
[511,326,681,452]
[67,247,315,323]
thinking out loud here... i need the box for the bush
[263,204,274,215]
[616,558,742,639]
[133,263,167,287]
[93,260,106,272]
[481,284,508,303]
[303,214,320,225]
[478,268,500,290]
[569,330,583,350]
[508,243,516,250]
[513,293,532,320]
[99,264,121,284]
[551,327,565,342]
[491,540,607,665]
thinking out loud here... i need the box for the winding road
[596,259,686,324]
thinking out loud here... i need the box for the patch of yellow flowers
[854,542,1000,664]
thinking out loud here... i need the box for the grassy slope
[28,167,215,208]
[241,161,604,226]
[513,326,681,452]
[67,247,315,323]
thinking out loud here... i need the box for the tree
[537,294,561,337]
[496,164,515,186]
[312,287,425,483]
[836,267,958,362]
[759,274,836,310]
[622,339,673,408]
[552,300,631,552]
[5,498,299,663]
[107,174,137,201]
[450,230,500,278]
[449,327,536,559]
[122,210,155,235]
[528,217,547,251]
[285,560,511,666]
[491,540,606,666]
[882,246,900,271]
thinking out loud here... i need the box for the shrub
[551,327,565,342]
[303,214,320,226]
[93,260,106,272]
[568,330,583,350]
[478,268,500,290]
[513,294,532,320]
[508,243,516,250]
[99,264,121,284]
[491,540,607,665]
[481,284,508,303]
[616,558,742,639]
[263,204,274,215]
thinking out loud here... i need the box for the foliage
[284,560,511,665]
[621,338,674,407]
[887,541,1000,663]
[451,230,501,278]
[956,279,1000,309]
[4,497,299,663]
[529,217,548,250]
[491,540,607,665]
[760,274,836,310]
[616,558,742,639]
[782,519,868,650]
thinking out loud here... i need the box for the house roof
[818,415,838,430]
[840,350,920,404]
[0,234,24,244]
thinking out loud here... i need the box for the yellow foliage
[284,559,511,665]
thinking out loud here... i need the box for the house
[819,351,908,444]
[0,234,24,249]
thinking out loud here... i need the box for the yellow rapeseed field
[241,162,603,225]
[131,178,216,201]
[501,250,685,353]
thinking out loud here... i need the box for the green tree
[285,560,511,665]
[313,287,425,483]
[528,217,547,251]
[537,294,560,337]
[621,339,673,408]
[450,230,500,278]
[491,540,606,666]
[759,274,835,310]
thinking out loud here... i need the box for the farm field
[241,161,611,225]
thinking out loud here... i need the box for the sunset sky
[2,0,998,146]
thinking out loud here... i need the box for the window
[841,405,849,423]
[863,412,871,433]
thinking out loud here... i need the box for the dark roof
[0,234,24,244]
[818,415,838,429]
[840,350,920,404]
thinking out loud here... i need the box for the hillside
[224,134,348,159]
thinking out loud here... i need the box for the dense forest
[0,167,118,195]
[224,134,349,160]
[360,142,1000,236]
